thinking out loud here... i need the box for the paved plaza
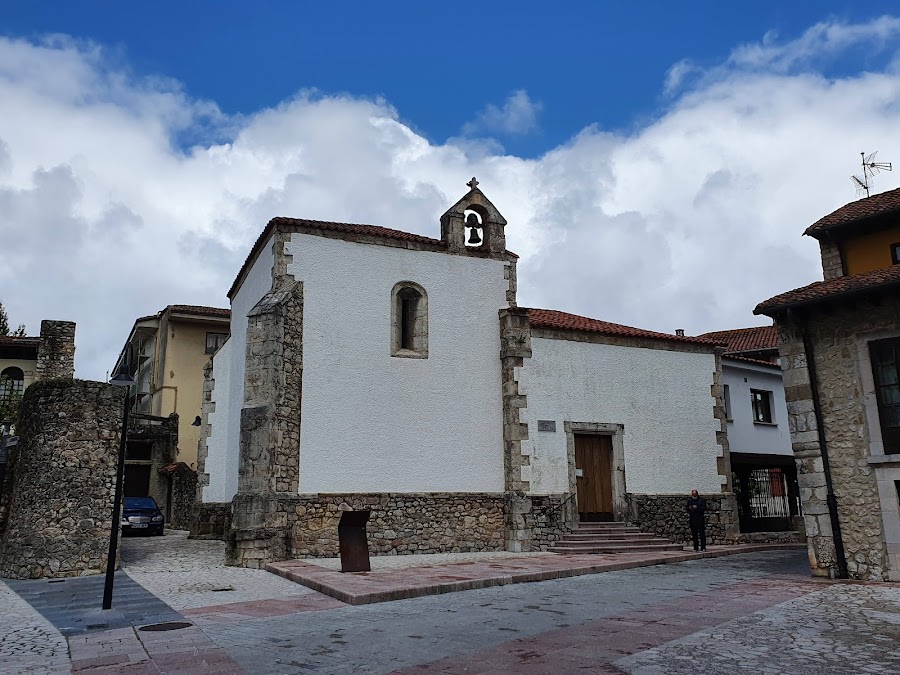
[0,530,898,673]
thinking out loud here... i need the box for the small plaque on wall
[537,420,556,432]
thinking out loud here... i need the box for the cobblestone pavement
[4,536,900,674]
[121,530,315,610]
[195,550,833,674]
[618,583,900,675]
[0,578,69,674]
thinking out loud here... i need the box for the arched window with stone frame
[391,282,428,358]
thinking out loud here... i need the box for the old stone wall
[238,281,303,495]
[35,320,76,381]
[499,307,533,551]
[776,299,900,580]
[511,494,574,551]
[819,240,844,281]
[226,493,509,567]
[195,360,214,501]
[624,493,737,545]
[711,351,734,493]
[190,502,232,540]
[0,380,121,579]
[168,463,197,530]
[737,530,805,544]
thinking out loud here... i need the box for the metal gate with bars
[733,467,801,533]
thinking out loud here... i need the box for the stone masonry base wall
[169,464,197,530]
[510,493,574,551]
[190,502,232,540]
[225,492,573,568]
[624,493,738,546]
[227,493,508,567]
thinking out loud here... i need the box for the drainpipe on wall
[789,308,849,579]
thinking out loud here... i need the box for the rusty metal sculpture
[338,510,371,572]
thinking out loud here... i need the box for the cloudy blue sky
[3,2,900,378]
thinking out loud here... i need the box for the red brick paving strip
[68,624,245,674]
[182,592,346,619]
[267,544,805,605]
[393,576,822,674]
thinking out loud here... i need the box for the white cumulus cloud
[2,19,900,381]
[462,89,543,137]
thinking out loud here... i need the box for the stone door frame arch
[563,422,627,523]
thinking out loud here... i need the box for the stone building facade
[757,186,900,580]
[0,319,77,530]
[0,319,77,409]
[199,182,732,566]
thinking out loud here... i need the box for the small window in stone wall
[391,282,428,358]
[892,242,900,265]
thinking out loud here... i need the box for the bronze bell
[466,213,482,245]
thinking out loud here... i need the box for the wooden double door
[575,434,614,522]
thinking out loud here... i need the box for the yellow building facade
[842,225,900,275]
[115,305,230,469]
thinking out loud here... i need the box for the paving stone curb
[267,543,806,605]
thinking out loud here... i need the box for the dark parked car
[121,496,165,536]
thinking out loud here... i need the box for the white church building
[197,181,735,567]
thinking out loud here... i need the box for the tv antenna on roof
[851,150,892,198]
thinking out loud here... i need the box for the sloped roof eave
[804,186,900,238]
[227,217,519,300]
[755,266,900,316]
[526,308,722,348]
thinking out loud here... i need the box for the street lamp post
[102,344,135,610]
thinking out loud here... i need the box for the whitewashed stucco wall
[722,360,792,456]
[202,235,274,503]
[519,337,723,495]
[285,233,508,493]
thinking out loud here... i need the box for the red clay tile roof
[228,218,449,299]
[723,354,781,369]
[228,216,517,299]
[167,305,230,318]
[805,186,900,238]
[526,309,720,347]
[698,326,778,353]
[0,336,40,345]
[755,264,900,315]
[272,217,443,246]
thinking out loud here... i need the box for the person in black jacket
[686,490,707,552]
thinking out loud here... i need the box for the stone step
[574,524,641,532]
[552,538,675,548]
[563,532,657,541]
[548,543,685,554]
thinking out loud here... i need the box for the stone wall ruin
[0,380,121,579]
